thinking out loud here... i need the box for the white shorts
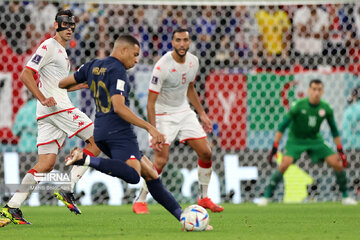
[150,109,207,145]
[37,108,94,152]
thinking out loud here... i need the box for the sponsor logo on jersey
[116,79,125,91]
[42,45,47,51]
[58,49,63,53]
[151,76,158,84]
[31,54,43,65]
[301,109,306,114]
[318,109,325,117]
[172,68,176,72]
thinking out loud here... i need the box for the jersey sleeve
[148,60,167,94]
[192,56,200,83]
[326,105,340,138]
[109,68,129,97]
[26,43,52,73]
[74,62,92,84]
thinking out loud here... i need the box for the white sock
[69,165,89,192]
[135,180,149,203]
[198,166,212,199]
[8,172,38,208]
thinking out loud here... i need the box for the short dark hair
[55,9,73,21]
[172,28,189,39]
[116,34,140,47]
[309,79,323,87]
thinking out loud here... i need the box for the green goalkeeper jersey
[278,98,339,141]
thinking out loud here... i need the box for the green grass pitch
[0,203,358,240]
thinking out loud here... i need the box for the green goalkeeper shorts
[284,138,335,163]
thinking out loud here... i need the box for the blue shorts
[95,128,143,162]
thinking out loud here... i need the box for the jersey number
[308,116,317,127]
[90,80,111,113]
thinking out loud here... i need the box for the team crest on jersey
[31,54,43,65]
[318,109,325,117]
[151,76,158,84]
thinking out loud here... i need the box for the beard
[174,47,189,57]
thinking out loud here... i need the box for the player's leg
[139,155,182,220]
[258,154,294,206]
[66,134,142,184]
[52,110,100,213]
[134,113,177,214]
[325,153,357,205]
[2,152,57,224]
[186,138,224,212]
[133,145,170,214]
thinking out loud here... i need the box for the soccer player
[1,9,101,225]
[132,28,224,214]
[58,34,213,229]
[259,79,357,206]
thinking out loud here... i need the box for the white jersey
[149,51,199,114]
[26,38,74,119]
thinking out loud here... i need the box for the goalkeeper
[259,79,357,206]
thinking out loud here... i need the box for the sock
[335,171,348,198]
[153,164,162,175]
[146,178,182,221]
[264,170,283,198]
[88,156,140,184]
[8,169,38,208]
[67,149,94,192]
[135,180,149,203]
[69,166,89,192]
[198,159,212,199]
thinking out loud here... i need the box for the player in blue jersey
[58,35,212,229]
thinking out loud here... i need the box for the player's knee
[128,173,140,184]
[199,151,212,162]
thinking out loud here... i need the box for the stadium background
[0,0,360,206]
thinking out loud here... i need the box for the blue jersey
[74,56,132,140]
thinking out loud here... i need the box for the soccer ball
[180,205,209,232]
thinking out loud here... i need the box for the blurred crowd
[1,1,360,151]
[1,2,360,73]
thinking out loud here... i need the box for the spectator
[342,86,360,150]
[293,5,330,69]
[0,1,32,54]
[12,91,37,153]
[255,5,291,70]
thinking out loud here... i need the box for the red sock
[83,148,95,157]
[153,163,162,174]
[198,159,212,168]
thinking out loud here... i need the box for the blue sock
[88,156,140,184]
[146,178,182,221]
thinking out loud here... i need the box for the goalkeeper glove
[337,145,348,168]
[267,142,278,166]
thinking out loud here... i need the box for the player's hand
[337,147,348,168]
[149,127,165,152]
[41,97,57,107]
[267,143,278,166]
[200,112,213,133]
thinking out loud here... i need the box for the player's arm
[268,114,292,164]
[112,94,164,151]
[20,68,56,107]
[187,82,212,133]
[58,74,88,92]
[147,91,158,127]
